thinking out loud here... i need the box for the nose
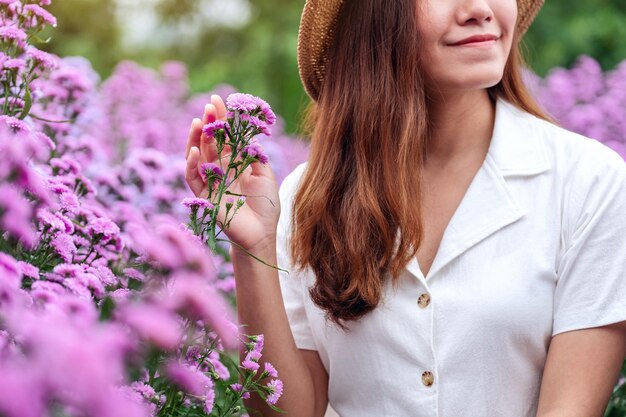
[456,0,494,26]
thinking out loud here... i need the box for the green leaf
[19,84,33,120]
[98,296,115,321]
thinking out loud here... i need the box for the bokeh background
[41,0,626,135]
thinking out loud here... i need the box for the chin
[453,69,505,91]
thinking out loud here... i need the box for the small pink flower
[264,362,278,378]
[241,359,259,373]
[266,379,283,405]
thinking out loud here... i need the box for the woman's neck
[424,90,496,170]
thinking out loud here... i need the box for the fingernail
[207,113,216,123]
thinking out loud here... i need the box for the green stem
[216,238,287,273]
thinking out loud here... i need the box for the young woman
[184,0,626,416]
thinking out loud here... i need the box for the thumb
[250,159,274,179]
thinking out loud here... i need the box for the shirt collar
[488,97,551,176]
[404,97,552,283]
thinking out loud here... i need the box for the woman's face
[417,0,518,94]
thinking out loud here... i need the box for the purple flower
[46,263,81,281]
[26,46,58,70]
[0,26,27,42]
[0,115,30,133]
[76,272,106,298]
[3,58,25,70]
[243,142,270,164]
[88,217,120,241]
[246,349,261,361]
[0,364,45,417]
[226,93,262,112]
[241,358,259,373]
[230,383,251,400]
[109,288,132,302]
[226,93,276,127]
[23,4,57,27]
[266,379,283,405]
[202,120,228,138]
[17,261,39,280]
[0,97,24,109]
[90,265,117,286]
[36,209,67,232]
[50,233,77,263]
[164,361,213,396]
[240,113,272,136]
[258,101,277,126]
[264,362,278,378]
[130,382,156,400]
[123,268,147,283]
[207,350,230,380]
[59,192,79,213]
[250,334,264,352]
[0,184,37,247]
[165,274,238,348]
[215,276,236,293]
[204,386,216,414]
[117,303,181,350]
[198,162,224,182]
[181,197,214,209]
[0,252,21,284]
[31,280,65,296]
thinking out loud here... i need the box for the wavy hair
[290,0,554,327]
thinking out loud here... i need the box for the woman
[185,0,626,416]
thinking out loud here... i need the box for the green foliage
[42,0,121,78]
[523,0,626,76]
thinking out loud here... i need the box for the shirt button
[417,293,430,308]
[422,371,434,387]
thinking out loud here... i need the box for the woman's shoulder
[278,161,309,201]
[277,162,309,229]
[525,109,625,178]
[521,108,626,231]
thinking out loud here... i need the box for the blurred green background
[41,0,626,135]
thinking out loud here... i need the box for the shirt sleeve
[552,142,626,337]
[276,163,317,350]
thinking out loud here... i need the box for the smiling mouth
[451,39,497,47]
[449,34,500,46]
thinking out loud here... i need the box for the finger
[185,147,206,197]
[211,94,227,121]
[185,118,203,159]
[200,129,218,164]
[250,159,274,179]
[203,103,217,124]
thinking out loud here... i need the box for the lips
[449,34,498,46]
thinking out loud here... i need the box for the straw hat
[297,0,545,101]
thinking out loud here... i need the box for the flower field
[0,1,624,416]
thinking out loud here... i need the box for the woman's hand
[184,95,280,256]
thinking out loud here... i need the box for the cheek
[494,0,518,34]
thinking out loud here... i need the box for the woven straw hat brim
[298,0,545,102]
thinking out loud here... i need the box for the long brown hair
[290,0,553,327]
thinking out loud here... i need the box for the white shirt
[275,98,626,417]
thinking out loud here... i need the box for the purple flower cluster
[226,93,277,136]
[0,14,306,416]
[7,4,623,415]
[187,91,289,254]
[228,334,284,409]
[0,0,60,117]
[525,55,626,160]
